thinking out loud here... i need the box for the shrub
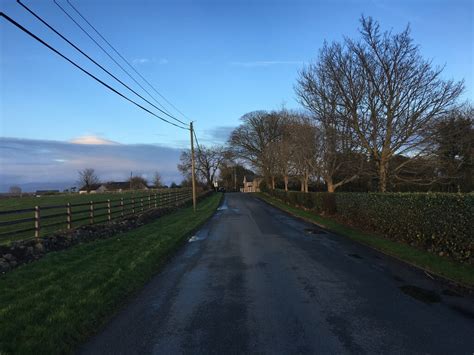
[266,190,474,264]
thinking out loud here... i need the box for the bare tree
[128,176,148,190]
[298,16,463,192]
[428,104,473,192]
[152,172,163,188]
[178,145,226,188]
[230,110,285,189]
[9,185,22,196]
[296,49,363,192]
[286,115,320,192]
[78,168,100,191]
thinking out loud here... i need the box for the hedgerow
[267,190,474,264]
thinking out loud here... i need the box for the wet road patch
[348,253,363,259]
[399,285,441,303]
[304,228,327,235]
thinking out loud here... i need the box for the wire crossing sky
[2,0,472,147]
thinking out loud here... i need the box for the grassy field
[258,193,474,288]
[0,193,221,354]
[0,189,189,244]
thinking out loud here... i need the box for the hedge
[267,190,474,264]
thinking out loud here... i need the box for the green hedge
[267,190,474,264]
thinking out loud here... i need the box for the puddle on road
[348,253,363,259]
[304,228,327,235]
[188,235,205,242]
[399,285,441,303]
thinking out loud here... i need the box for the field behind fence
[0,188,192,244]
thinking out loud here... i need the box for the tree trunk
[327,178,335,193]
[271,176,276,190]
[300,178,305,192]
[379,160,388,192]
[304,175,309,193]
[284,175,289,191]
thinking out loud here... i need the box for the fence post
[154,193,157,208]
[107,199,111,221]
[148,195,151,209]
[132,198,135,214]
[141,197,144,212]
[89,201,94,224]
[34,205,40,240]
[175,190,178,206]
[66,203,72,229]
[120,198,124,217]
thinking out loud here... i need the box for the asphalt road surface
[81,193,474,354]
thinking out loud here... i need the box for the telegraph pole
[190,122,197,212]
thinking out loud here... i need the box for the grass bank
[0,193,221,354]
[257,193,474,288]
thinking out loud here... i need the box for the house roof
[104,182,131,190]
[244,175,262,183]
[79,184,102,191]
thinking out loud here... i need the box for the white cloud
[132,58,150,65]
[132,58,169,65]
[230,60,303,68]
[69,135,119,145]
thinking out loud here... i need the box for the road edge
[254,193,473,293]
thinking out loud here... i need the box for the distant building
[241,176,262,193]
[78,184,105,194]
[104,182,133,192]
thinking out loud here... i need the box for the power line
[52,0,187,126]
[0,12,188,130]
[193,128,202,152]
[17,0,187,126]
[64,0,191,122]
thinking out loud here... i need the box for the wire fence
[0,188,192,244]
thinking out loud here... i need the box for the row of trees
[228,105,472,192]
[227,17,471,193]
[177,17,471,193]
[77,168,165,191]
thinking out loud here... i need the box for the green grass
[0,193,221,354]
[0,189,187,244]
[257,193,474,288]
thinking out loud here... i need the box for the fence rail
[0,188,192,243]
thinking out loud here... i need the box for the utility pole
[190,122,197,212]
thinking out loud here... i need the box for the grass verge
[0,193,221,354]
[257,193,474,288]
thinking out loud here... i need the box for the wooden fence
[0,188,192,243]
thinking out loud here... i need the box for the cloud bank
[0,136,183,192]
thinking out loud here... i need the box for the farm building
[241,176,262,193]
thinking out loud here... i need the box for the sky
[1,0,473,191]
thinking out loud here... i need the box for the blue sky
[1,0,473,190]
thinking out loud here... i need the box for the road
[81,193,474,354]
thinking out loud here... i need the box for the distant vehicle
[217,187,226,193]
